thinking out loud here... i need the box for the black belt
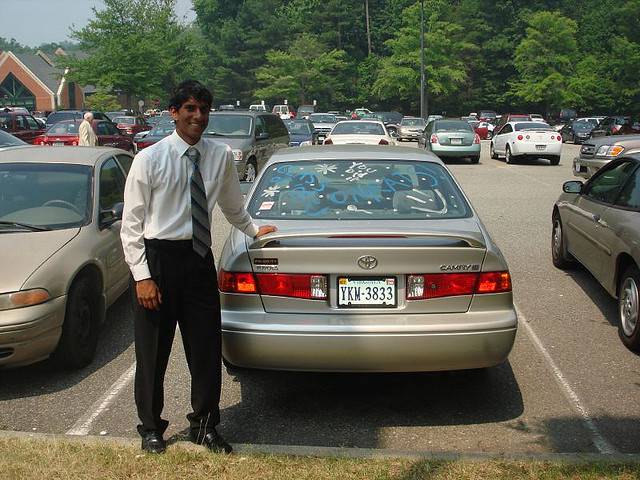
[145,238,193,250]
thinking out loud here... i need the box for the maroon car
[0,109,46,143]
[33,119,134,151]
[111,115,151,137]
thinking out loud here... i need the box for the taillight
[218,270,327,299]
[430,134,438,144]
[33,136,44,145]
[72,140,78,145]
[406,271,511,300]
[473,133,480,144]
[379,138,389,145]
[323,137,333,145]
[557,135,562,142]
[517,135,523,140]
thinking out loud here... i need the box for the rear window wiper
[0,221,51,231]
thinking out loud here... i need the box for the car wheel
[618,265,640,353]
[470,156,480,164]
[490,142,498,159]
[549,156,560,166]
[53,276,99,369]
[505,145,514,164]
[243,158,257,182]
[551,213,575,270]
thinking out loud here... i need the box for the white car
[489,121,562,165]
[323,120,396,146]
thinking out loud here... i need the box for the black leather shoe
[141,431,166,454]
[191,429,232,454]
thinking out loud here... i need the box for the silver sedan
[0,146,132,369]
[552,152,640,353]
[218,145,517,372]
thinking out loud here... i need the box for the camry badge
[357,255,378,270]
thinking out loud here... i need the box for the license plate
[450,138,462,145]
[536,145,546,150]
[337,277,397,308]
[54,142,64,146]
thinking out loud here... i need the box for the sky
[0,0,197,47]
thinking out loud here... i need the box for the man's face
[171,97,210,144]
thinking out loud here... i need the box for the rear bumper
[222,309,517,372]
[431,144,480,158]
[511,143,562,157]
[573,156,611,179]
[0,296,66,368]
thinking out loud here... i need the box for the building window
[0,73,35,110]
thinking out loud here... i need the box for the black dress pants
[132,239,221,438]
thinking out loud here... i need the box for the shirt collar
[170,130,205,159]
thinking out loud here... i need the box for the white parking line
[66,362,136,436]
[515,304,616,454]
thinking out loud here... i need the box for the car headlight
[0,288,50,311]
[300,140,312,146]
[596,145,625,157]
[232,149,243,161]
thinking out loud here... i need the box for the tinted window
[435,121,473,132]
[248,160,471,220]
[116,154,133,175]
[25,115,40,129]
[586,160,637,204]
[502,124,513,134]
[514,122,552,131]
[615,165,640,210]
[15,116,28,130]
[264,115,282,137]
[205,114,252,136]
[0,129,26,147]
[96,122,109,135]
[332,122,385,135]
[255,116,267,136]
[285,121,312,134]
[401,118,425,127]
[99,158,125,210]
[0,114,11,130]
[104,122,120,135]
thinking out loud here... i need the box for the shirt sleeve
[120,152,152,281]
[216,147,260,238]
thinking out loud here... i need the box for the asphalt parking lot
[1,141,638,454]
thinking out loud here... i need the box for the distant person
[78,112,98,146]
[121,79,276,454]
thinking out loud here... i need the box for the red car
[111,115,151,137]
[0,109,46,143]
[33,119,134,151]
[474,121,495,140]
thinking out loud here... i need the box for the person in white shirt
[78,111,98,146]
[121,80,276,454]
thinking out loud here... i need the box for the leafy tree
[0,37,32,53]
[83,88,122,111]
[509,11,578,115]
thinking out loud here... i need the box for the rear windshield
[332,122,385,135]
[434,121,473,132]
[572,121,593,131]
[47,122,79,134]
[47,112,79,124]
[514,122,551,131]
[149,122,175,136]
[204,115,252,137]
[113,117,135,124]
[401,118,425,127]
[309,114,337,123]
[248,160,471,220]
[285,121,312,134]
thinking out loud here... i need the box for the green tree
[83,88,122,111]
[254,33,350,107]
[509,11,578,115]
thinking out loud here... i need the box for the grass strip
[1,438,639,480]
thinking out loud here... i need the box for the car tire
[470,156,480,164]
[53,276,99,369]
[243,158,257,182]
[490,142,498,159]
[618,265,640,353]
[551,213,575,270]
[505,145,514,164]
[549,156,560,166]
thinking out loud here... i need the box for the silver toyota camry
[219,145,517,372]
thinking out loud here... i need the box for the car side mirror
[390,130,399,138]
[99,201,124,228]
[563,181,583,194]
[256,132,269,140]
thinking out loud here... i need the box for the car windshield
[572,121,593,131]
[309,114,337,123]
[204,115,252,136]
[401,118,425,127]
[0,163,92,230]
[0,130,27,147]
[46,122,80,134]
[149,122,175,136]
[514,122,552,131]
[332,122,385,135]
[435,121,473,132]
[285,121,312,134]
[248,160,471,220]
[113,117,135,124]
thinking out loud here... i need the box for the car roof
[0,146,130,166]
[268,144,444,163]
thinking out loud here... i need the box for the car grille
[289,141,300,147]
[314,128,331,135]
[580,143,596,158]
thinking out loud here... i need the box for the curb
[1,430,640,463]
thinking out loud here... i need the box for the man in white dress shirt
[121,80,276,454]
[78,111,98,146]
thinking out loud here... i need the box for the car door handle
[592,214,609,228]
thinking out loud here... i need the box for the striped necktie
[186,147,212,257]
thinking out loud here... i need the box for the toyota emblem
[357,255,378,270]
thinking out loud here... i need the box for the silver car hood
[0,228,80,292]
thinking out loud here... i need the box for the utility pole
[365,0,372,55]
[420,0,426,119]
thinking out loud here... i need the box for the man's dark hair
[168,80,212,110]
